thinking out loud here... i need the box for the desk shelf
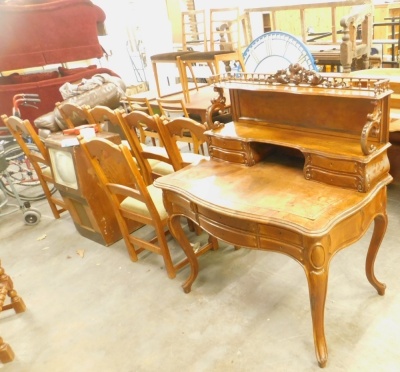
[207,121,390,192]
[207,71,392,192]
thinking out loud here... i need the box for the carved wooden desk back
[206,68,393,192]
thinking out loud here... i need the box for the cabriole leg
[168,214,199,293]
[304,242,330,368]
[366,213,388,295]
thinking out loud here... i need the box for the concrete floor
[0,184,399,372]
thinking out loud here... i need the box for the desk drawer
[208,136,244,151]
[209,147,248,164]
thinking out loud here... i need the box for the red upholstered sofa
[0,0,119,134]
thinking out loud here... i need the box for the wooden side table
[0,260,26,363]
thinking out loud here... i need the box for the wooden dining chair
[178,7,246,103]
[117,110,210,236]
[83,105,155,176]
[77,135,216,278]
[156,98,190,119]
[149,9,212,99]
[55,101,89,130]
[181,9,209,53]
[156,98,205,154]
[115,110,174,186]
[83,105,127,139]
[119,96,161,146]
[120,96,154,115]
[150,51,198,98]
[1,115,67,219]
[209,7,246,72]
[155,115,209,171]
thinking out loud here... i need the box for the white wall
[92,0,173,88]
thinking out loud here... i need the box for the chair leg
[0,262,25,364]
[151,61,162,98]
[124,237,140,262]
[186,63,199,91]
[209,234,219,251]
[5,289,26,314]
[0,264,26,315]
[178,58,202,104]
[213,60,221,75]
[177,57,190,103]
[155,225,176,279]
[116,215,140,262]
[0,338,15,363]
[206,62,216,75]
[43,182,65,219]
[238,57,246,73]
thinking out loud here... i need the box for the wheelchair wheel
[0,143,56,202]
[23,208,41,225]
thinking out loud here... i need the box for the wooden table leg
[304,242,329,368]
[168,214,199,293]
[366,213,388,295]
[306,267,329,368]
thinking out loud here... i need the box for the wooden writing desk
[154,69,393,368]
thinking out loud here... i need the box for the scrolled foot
[182,283,192,294]
[318,358,327,368]
[315,336,328,368]
[375,282,386,296]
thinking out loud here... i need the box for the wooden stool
[0,260,26,364]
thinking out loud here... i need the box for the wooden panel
[230,89,384,142]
